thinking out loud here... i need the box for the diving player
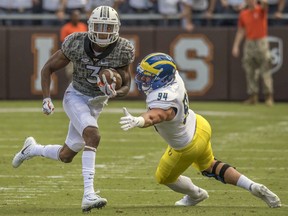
[119,52,281,208]
[12,6,135,213]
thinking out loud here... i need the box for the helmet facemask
[135,66,156,94]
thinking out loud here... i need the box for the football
[98,68,122,90]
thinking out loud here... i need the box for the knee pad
[201,160,233,184]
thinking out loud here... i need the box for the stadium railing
[0,13,287,24]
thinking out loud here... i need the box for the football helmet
[135,53,177,94]
[88,6,120,47]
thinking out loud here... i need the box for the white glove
[120,107,145,131]
[97,75,117,98]
[42,98,54,115]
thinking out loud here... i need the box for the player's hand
[97,75,117,98]
[119,107,145,131]
[42,98,55,115]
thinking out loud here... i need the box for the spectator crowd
[0,0,287,29]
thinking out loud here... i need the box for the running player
[12,6,135,213]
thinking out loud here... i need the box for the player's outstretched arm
[119,107,175,131]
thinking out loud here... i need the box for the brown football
[98,68,122,90]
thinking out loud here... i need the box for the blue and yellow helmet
[135,52,177,94]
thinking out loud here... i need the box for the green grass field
[0,100,287,216]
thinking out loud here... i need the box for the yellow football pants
[155,114,214,184]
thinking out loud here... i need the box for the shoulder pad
[61,32,86,57]
[147,83,179,103]
[146,85,179,110]
[116,37,135,65]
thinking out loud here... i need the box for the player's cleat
[12,137,37,168]
[82,193,107,213]
[250,183,281,208]
[175,188,209,206]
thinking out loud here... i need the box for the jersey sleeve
[61,32,78,60]
[118,38,135,66]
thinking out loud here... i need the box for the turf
[0,100,287,216]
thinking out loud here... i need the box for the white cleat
[82,193,107,213]
[12,137,37,168]
[175,188,209,206]
[250,183,281,208]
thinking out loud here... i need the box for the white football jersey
[146,71,196,149]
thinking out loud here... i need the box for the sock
[236,175,255,191]
[166,175,200,198]
[32,144,62,160]
[82,150,96,195]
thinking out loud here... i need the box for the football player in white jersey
[12,6,134,213]
[119,53,281,208]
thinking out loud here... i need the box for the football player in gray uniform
[119,52,281,208]
[12,6,135,213]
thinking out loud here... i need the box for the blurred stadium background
[0,0,287,102]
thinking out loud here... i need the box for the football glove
[120,107,145,131]
[42,98,54,115]
[97,75,117,98]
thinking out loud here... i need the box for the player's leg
[155,147,208,206]
[155,114,214,206]
[80,126,107,212]
[63,88,107,212]
[195,114,281,207]
[12,136,68,168]
[168,114,214,206]
[202,159,281,208]
[63,121,107,211]
[171,175,209,206]
[195,114,281,208]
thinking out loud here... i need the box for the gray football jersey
[61,32,135,97]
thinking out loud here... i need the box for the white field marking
[47,175,64,178]
[0,107,250,117]
[2,186,287,193]
[95,164,106,168]
[3,145,288,153]
[132,155,145,159]
[1,174,288,180]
